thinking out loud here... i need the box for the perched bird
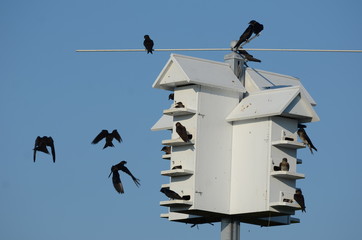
[92,129,122,149]
[108,161,140,194]
[294,189,306,212]
[161,146,171,155]
[143,35,154,54]
[233,20,264,50]
[168,93,174,100]
[174,102,185,108]
[297,127,317,154]
[160,188,190,200]
[34,136,56,162]
[175,122,192,142]
[280,158,290,171]
[237,49,261,62]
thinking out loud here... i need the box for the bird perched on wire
[160,187,190,200]
[294,189,306,212]
[143,35,154,54]
[297,125,317,154]
[233,20,264,50]
[175,122,192,142]
[34,136,56,162]
[108,161,140,194]
[91,129,122,149]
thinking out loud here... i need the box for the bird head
[144,35,150,39]
[249,20,257,25]
[282,158,288,163]
[176,122,181,127]
[295,189,302,194]
[120,160,127,165]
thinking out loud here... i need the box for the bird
[233,20,264,50]
[174,102,185,108]
[33,136,56,162]
[175,122,192,142]
[160,188,190,200]
[161,146,171,154]
[297,127,317,154]
[236,49,261,62]
[143,35,154,54]
[168,93,174,100]
[280,158,290,171]
[108,161,141,194]
[294,189,306,212]
[91,129,122,149]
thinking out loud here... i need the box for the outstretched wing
[47,137,56,163]
[120,165,140,187]
[92,130,108,144]
[111,130,122,143]
[112,171,124,194]
[33,136,41,162]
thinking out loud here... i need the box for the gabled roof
[245,68,317,106]
[152,54,246,93]
[226,86,319,123]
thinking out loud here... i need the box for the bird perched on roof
[92,129,122,149]
[233,20,264,50]
[143,35,154,54]
[160,187,190,200]
[175,122,192,142]
[108,161,140,194]
[294,189,306,212]
[34,136,56,162]
[297,126,317,154]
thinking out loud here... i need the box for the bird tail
[103,142,114,149]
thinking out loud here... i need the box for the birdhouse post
[152,52,319,240]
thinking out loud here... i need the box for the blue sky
[1,0,361,239]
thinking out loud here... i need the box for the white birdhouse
[152,53,319,227]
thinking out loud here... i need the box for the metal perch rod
[76,48,362,53]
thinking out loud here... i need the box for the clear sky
[1,0,361,239]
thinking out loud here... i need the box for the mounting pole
[221,218,240,240]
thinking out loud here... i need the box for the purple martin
[175,122,192,142]
[168,93,174,100]
[33,136,56,162]
[237,49,261,62]
[233,20,264,50]
[108,161,140,193]
[160,187,190,200]
[161,146,171,155]
[280,158,290,171]
[92,129,122,149]
[297,127,317,154]
[294,189,306,212]
[175,102,185,108]
[249,20,264,35]
[143,35,154,54]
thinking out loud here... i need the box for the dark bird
[108,161,140,194]
[160,188,190,200]
[280,158,290,171]
[143,35,154,54]
[33,136,56,162]
[175,102,185,108]
[294,189,306,212]
[297,127,317,154]
[161,146,171,155]
[175,122,192,142]
[168,93,174,100]
[237,49,261,62]
[92,129,122,149]
[233,20,264,50]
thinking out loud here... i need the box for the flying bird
[161,146,171,154]
[297,127,317,154]
[175,122,192,142]
[233,20,264,50]
[294,189,306,212]
[92,129,122,149]
[33,136,56,162]
[143,35,154,54]
[160,188,190,200]
[108,161,140,194]
[280,158,290,171]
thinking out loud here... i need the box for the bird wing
[92,130,108,144]
[112,171,124,194]
[176,125,189,142]
[111,130,122,143]
[33,136,41,162]
[294,194,306,211]
[47,137,56,163]
[120,165,140,187]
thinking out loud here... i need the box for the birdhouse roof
[152,54,246,93]
[245,68,317,106]
[226,86,320,123]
